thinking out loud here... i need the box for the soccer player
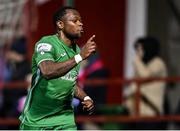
[19,6,96,130]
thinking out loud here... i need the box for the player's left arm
[74,85,94,114]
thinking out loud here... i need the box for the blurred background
[0,0,180,130]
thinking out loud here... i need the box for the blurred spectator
[76,53,108,113]
[124,37,168,129]
[74,52,109,130]
[0,36,31,119]
[81,53,108,104]
[0,47,9,111]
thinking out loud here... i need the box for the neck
[57,32,73,46]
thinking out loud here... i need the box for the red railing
[0,76,180,125]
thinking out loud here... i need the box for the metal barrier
[0,77,180,125]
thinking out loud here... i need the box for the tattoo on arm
[39,57,77,79]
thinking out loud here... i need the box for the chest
[55,44,79,62]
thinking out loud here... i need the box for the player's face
[62,9,83,39]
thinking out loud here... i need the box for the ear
[57,21,64,30]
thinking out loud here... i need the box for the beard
[64,31,82,40]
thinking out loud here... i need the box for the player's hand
[81,99,94,115]
[80,35,96,60]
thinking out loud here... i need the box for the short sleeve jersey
[19,35,81,127]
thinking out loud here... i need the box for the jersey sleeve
[35,42,55,65]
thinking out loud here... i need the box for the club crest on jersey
[37,43,52,53]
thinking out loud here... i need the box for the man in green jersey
[19,6,96,130]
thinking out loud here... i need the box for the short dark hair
[134,37,160,63]
[53,6,76,28]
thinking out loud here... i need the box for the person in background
[124,36,167,129]
[0,36,31,118]
[0,47,8,114]
[77,52,108,108]
[19,6,96,130]
[75,52,108,130]
[0,37,31,130]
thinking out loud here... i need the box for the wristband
[83,96,92,101]
[74,54,83,64]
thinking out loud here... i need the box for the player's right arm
[39,35,96,79]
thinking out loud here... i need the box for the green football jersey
[19,35,81,127]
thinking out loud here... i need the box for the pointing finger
[88,35,96,42]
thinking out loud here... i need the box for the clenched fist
[82,99,94,115]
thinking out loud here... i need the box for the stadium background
[0,0,180,130]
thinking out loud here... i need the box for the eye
[72,18,82,24]
[72,19,78,23]
[79,19,82,23]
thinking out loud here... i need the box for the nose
[77,20,83,26]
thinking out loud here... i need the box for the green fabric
[96,105,128,115]
[96,105,129,130]
[19,35,80,127]
[20,123,77,130]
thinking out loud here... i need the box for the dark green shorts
[20,123,77,130]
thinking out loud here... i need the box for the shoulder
[38,35,56,44]
[142,57,167,77]
[150,57,166,67]
[35,35,58,51]
[149,57,167,73]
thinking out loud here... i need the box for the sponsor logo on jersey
[37,43,52,53]
[60,71,78,81]
[60,53,66,57]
